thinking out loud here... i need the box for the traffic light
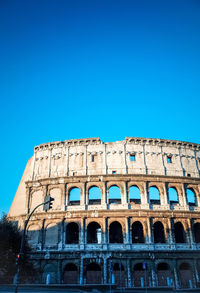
[43,195,54,211]
[16,253,23,266]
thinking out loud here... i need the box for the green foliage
[0,214,37,284]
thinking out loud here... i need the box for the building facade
[8,137,200,288]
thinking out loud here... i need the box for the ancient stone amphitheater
[8,137,200,288]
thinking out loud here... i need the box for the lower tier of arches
[35,252,200,289]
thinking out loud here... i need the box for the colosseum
[8,137,200,289]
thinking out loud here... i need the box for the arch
[63,263,78,284]
[27,224,40,246]
[88,186,101,205]
[149,186,160,204]
[66,222,79,244]
[69,187,80,205]
[129,186,141,204]
[153,221,165,243]
[193,223,200,243]
[45,223,58,245]
[42,263,57,284]
[133,263,149,287]
[108,185,121,204]
[168,187,179,203]
[112,263,125,287]
[157,262,172,287]
[174,222,186,243]
[86,262,102,284]
[179,262,193,288]
[87,222,102,244]
[109,221,123,243]
[132,221,144,243]
[186,188,196,206]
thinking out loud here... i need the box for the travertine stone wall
[32,137,200,180]
[8,137,200,217]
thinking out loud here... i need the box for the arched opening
[168,187,179,204]
[88,186,101,205]
[112,263,125,287]
[153,221,165,243]
[193,223,200,243]
[86,262,102,284]
[132,221,144,243]
[179,262,193,288]
[157,263,172,287]
[174,222,186,243]
[66,222,79,244]
[87,222,102,244]
[133,263,149,288]
[186,188,196,206]
[42,264,57,284]
[109,221,123,243]
[129,186,141,204]
[108,186,121,204]
[149,186,160,204]
[63,263,78,284]
[69,187,80,205]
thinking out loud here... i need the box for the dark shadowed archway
[63,263,78,284]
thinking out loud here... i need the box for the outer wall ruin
[8,137,200,288]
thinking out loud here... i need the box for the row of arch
[44,260,198,288]
[65,220,200,244]
[68,185,197,205]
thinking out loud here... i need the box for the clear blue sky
[0,0,200,214]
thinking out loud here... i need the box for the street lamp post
[14,196,54,293]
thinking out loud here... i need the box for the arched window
[129,186,141,204]
[66,222,79,244]
[157,263,172,287]
[86,263,101,284]
[193,223,200,243]
[186,188,196,206]
[133,263,149,287]
[132,221,144,243]
[63,263,78,284]
[109,221,123,243]
[108,185,121,204]
[113,263,125,286]
[168,187,179,204]
[153,221,165,243]
[179,262,193,288]
[149,186,160,204]
[174,222,186,243]
[88,186,101,205]
[87,222,102,244]
[69,187,80,205]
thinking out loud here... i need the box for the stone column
[180,184,188,209]
[125,217,131,246]
[103,217,108,249]
[173,263,180,289]
[187,219,194,248]
[103,258,107,284]
[194,259,200,283]
[160,183,169,208]
[127,259,132,287]
[141,182,149,209]
[121,181,128,206]
[101,182,107,209]
[80,217,86,249]
[57,260,62,284]
[150,260,157,287]
[148,218,153,248]
[80,257,84,284]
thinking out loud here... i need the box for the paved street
[0,286,200,293]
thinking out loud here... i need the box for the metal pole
[14,199,51,293]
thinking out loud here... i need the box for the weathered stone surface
[8,137,200,288]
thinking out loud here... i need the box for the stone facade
[8,137,200,288]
